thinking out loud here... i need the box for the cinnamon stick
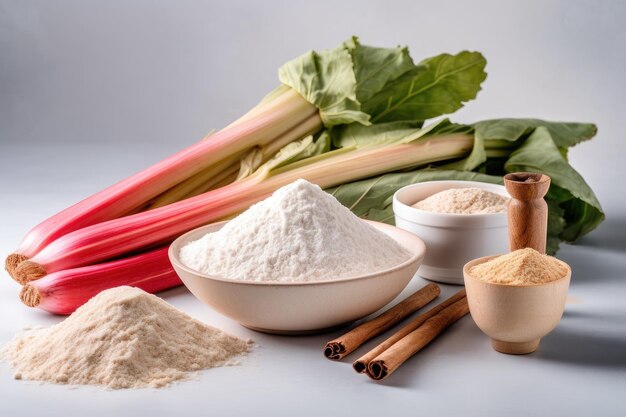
[323,283,440,360]
[366,297,469,381]
[353,289,466,373]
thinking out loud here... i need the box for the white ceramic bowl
[393,180,509,285]
[168,220,426,334]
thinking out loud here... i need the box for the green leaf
[261,132,331,173]
[343,36,415,103]
[238,128,332,180]
[504,127,605,245]
[331,118,449,149]
[427,119,474,135]
[237,148,264,180]
[545,188,568,255]
[331,121,420,149]
[363,51,487,123]
[474,118,597,148]
[327,169,503,224]
[279,45,370,127]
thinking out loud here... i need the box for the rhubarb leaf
[545,187,569,255]
[363,51,487,123]
[260,132,331,173]
[343,37,415,103]
[427,119,474,136]
[327,169,503,224]
[238,127,332,180]
[504,127,604,246]
[237,149,264,180]
[331,118,452,149]
[475,119,597,148]
[279,45,370,127]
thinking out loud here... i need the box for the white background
[1,1,625,416]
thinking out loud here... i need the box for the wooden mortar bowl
[463,255,571,354]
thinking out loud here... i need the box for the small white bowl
[169,220,426,334]
[393,180,509,285]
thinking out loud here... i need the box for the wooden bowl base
[491,338,540,355]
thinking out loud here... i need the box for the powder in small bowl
[1,287,251,389]
[413,187,509,214]
[469,248,568,285]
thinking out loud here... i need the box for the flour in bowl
[179,179,411,282]
[413,187,509,214]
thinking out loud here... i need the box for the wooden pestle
[503,172,551,254]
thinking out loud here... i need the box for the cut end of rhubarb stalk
[323,342,345,360]
[5,253,29,281]
[14,261,47,285]
[19,284,41,307]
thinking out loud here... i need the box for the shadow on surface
[557,248,625,285]
[257,324,350,355]
[574,216,626,252]
[159,285,189,298]
[534,327,626,369]
[562,309,626,327]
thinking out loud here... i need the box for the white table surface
[1,1,625,416]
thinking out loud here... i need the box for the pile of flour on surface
[1,287,251,389]
[413,187,509,214]
[180,179,411,282]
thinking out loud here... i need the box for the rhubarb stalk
[148,113,322,209]
[6,88,318,277]
[14,133,473,283]
[20,247,180,315]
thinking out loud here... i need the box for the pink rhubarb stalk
[147,112,322,209]
[14,134,473,283]
[6,89,318,276]
[19,247,180,315]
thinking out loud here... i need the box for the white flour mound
[1,287,251,389]
[413,187,509,214]
[180,179,411,282]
